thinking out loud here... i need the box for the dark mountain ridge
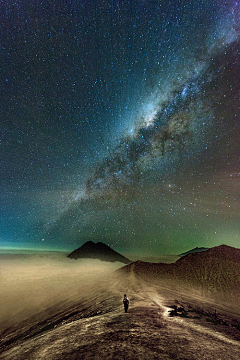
[179,246,209,257]
[118,245,240,302]
[67,241,131,264]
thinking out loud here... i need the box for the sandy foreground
[1,256,240,359]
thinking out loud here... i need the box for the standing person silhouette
[123,294,129,313]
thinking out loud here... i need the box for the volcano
[67,241,131,264]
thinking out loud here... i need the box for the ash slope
[118,244,240,302]
[67,241,131,264]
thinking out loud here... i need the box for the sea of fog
[0,250,123,330]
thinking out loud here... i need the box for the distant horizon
[0,244,69,253]
[0,241,237,259]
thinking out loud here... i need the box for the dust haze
[0,252,122,330]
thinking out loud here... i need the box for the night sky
[1,0,240,256]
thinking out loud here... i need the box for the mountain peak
[207,244,240,259]
[67,241,131,264]
[179,246,209,257]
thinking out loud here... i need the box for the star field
[1,0,239,256]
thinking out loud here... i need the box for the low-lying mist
[0,252,123,330]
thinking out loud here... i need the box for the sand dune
[1,249,240,359]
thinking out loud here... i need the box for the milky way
[1,1,240,256]
[84,2,240,200]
